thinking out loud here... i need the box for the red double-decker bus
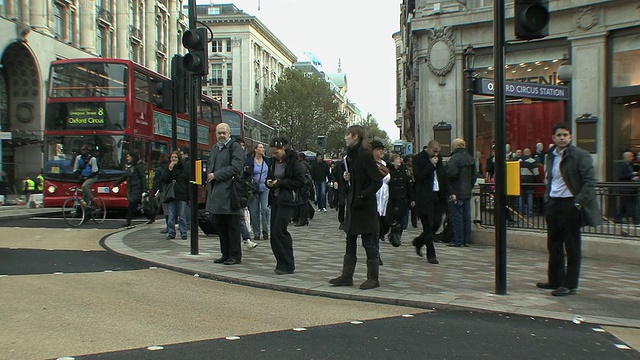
[42,58,222,209]
[222,108,275,152]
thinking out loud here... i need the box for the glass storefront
[472,42,569,168]
[609,29,640,181]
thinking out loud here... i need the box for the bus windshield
[49,62,128,98]
[44,135,128,181]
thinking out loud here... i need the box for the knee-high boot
[329,254,357,286]
[360,259,380,290]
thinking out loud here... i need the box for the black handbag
[163,180,176,203]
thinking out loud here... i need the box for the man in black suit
[412,140,448,264]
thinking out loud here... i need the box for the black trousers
[270,201,295,272]
[126,199,141,224]
[214,214,242,261]
[545,198,582,289]
[417,193,442,259]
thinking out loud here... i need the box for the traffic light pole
[188,0,199,255]
[170,55,180,151]
[494,0,507,295]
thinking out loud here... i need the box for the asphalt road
[1,218,638,360]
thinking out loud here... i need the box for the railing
[475,182,640,239]
[129,26,142,41]
[156,41,167,54]
[96,6,113,23]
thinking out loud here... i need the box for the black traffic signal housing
[515,0,550,40]
[317,136,326,149]
[156,79,173,111]
[182,28,209,76]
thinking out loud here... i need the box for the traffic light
[515,0,550,40]
[156,79,173,111]
[317,136,326,149]
[182,28,208,76]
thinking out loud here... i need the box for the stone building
[396,0,640,180]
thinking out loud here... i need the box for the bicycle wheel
[63,198,85,227]
[90,196,107,224]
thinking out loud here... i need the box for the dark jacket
[446,148,477,200]
[386,163,413,222]
[332,160,348,203]
[545,145,602,227]
[151,161,168,195]
[266,149,306,207]
[206,140,245,215]
[344,141,383,236]
[117,161,147,202]
[161,160,190,202]
[311,160,329,182]
[413,149,448,216]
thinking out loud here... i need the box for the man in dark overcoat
[206,123,246,265]
[412,140,447,264]
[536,122,601,296]
[329,125,383,290]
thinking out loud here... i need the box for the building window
[97,27,103,56]
[226,63,232,86]
[208,6,220,15]
[211,63,223,85]
[69,9,76,44]
[612,33,640,88]
[226,40,231,52]
[226,90,232,109]
[212,40,223,53]
[54,4,63,39]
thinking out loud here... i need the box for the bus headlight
[47,185,56,194]
[112,186,120,194]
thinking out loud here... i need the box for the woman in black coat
[329,125,383,290]
[115,150,147,227]
[385,153,414,245]
[265,137,306,275]
[161,150,190,240]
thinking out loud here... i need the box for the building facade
[195,3,296,117]
[396,0,640,181]
[0,0,187,190]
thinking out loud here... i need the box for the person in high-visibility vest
[23,176,36,201]
[36,170,44,194]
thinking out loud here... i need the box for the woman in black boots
[265,137,306,274]
[115,150,147,227]
[329,125,383,290]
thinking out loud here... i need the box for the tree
[261,68,346,151]
[359,113,392,149]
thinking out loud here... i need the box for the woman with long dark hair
[247,143,271,240]
[162,150,190,240]
[265,136,305,274]
[329,125,383,289]
[115,150,147,227]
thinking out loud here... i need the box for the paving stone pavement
[103,207,640,328]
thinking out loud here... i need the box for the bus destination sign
[67,105,107,129]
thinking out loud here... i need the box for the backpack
[227,141,256,210]
[77,155,94,178]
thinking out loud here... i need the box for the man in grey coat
[536,122,602,296]
[446,138,477,247]
[206,123,246,265]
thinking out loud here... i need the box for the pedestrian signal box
[506,161,521,196]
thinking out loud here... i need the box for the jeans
[240,211,251,240]
[518,187,535,217]
[315,181,327,209]
[249,189,270,238]
[450,197,471,245]
[167,200,188,237]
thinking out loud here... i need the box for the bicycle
[62,186,107,227]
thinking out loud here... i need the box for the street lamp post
[464,44,476,156]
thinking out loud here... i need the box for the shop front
[469,41,570,172]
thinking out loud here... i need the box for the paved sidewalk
[103,208,640,329]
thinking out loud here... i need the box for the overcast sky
[201,0,402,140]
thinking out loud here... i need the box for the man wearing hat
[371,139,391,242]
[446,138,478,247]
